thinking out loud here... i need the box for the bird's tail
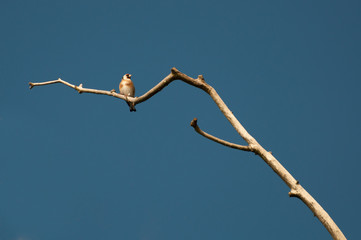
[127,102,136,112]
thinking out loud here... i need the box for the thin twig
[190,118,251,151]
[29,78,131,101]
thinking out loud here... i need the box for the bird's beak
[129,74,132,77]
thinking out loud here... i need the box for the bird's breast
[119,81,135,97]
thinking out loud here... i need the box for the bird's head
[123,73,132,80]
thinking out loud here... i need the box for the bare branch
[29,78,131,101]
[190,118,252,151]
[29,68,346,240]
[29,68,210,108]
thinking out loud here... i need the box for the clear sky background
[1,0,361,239]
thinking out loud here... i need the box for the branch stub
[198,75,205,82]
[190,118,198,127]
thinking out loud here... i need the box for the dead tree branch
[190,118,252,151]
[29,68,346,240]
[29,79,129,100]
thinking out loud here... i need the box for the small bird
[119,73,136,112]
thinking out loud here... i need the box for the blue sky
[1,0,361,239]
